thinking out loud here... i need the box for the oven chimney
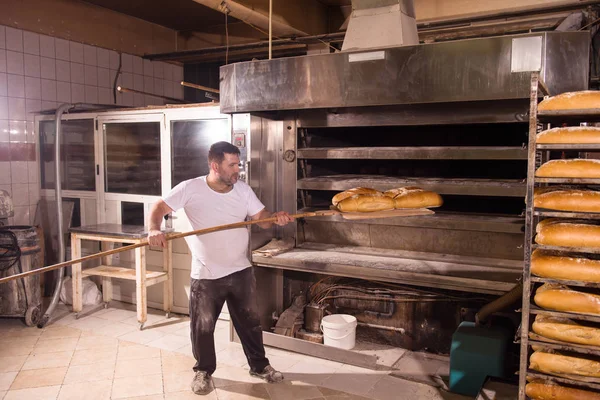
[342,0,418,51]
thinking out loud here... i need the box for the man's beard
[219,173,237,186]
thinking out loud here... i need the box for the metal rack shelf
[297,146,528,160]
[519,73,600,399]
[528,333,600,357]
[534,209,600,219]
[531,276,600,289]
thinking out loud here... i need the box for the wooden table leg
[71,234,82,313]
[100,242,114,307]
[163,240,173,317]
[135,244,147,329]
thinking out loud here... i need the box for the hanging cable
[225,11,230,65]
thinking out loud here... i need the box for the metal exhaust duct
[342,0,418,51]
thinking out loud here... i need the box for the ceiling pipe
[192,0,308,37]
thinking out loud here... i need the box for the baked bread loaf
[538,91,600,111]
[336,195,395,212]
[530,349,600,378]
[332,187,383,206]
[536,159,600,178]
[531,314,600,346]
[534,189,600,212]
[531,249,600,282]
[526,379,600,400]
[537,126,600,144]
[534,283,600,315]
[384,187,443,209]
[535,221,600,248]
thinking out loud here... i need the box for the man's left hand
[272,211,294,226]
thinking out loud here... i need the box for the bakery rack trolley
[518,72,600,399]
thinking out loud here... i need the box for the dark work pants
[189,267,269,375]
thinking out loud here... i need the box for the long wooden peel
[0,210,338,285]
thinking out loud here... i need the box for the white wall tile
[69,41,83,63]
[0,72,6,97]
[26,121,34,143]
[162,63,172,82]
[5,27,23,52]
[0,119,7,142]
[23,54,40,78]
[40,57,56,80]
[134,74,144,91]
[56,59,70,82]
[0,26,5,49]
[0,49,6,73]
[25,99,41,119]
[24,76,41,100]
[55,38,69,61]
[143,75,153,93]
[56,81,70,103]
[70,62,84,84]
[84,64,97,86]
[97,67,110,88]
[41,79,56,101]
[0,96,7,119]
[109,50,119,70]
[9,120,26,143]
[122,91,133,107]
[6,51,24,75]
[163,80,173,98]
[11,162,29,185]
[98,87,111,105]
[153,62,163,79]
[121,72,132,88]
[28,183,39,206]
[143,59,153,77]
[23,31,39,55]
[173,65,183,82]
[134,93,144,107]
[84,44,97,66]
[7,74,24,98]
[27,161,38,183]
[85,85,98,103]
[11,183,29,206]
[39,35,55,59]
[121,53,132,73]
[41,100,56,110]
[174,81,183,99]
[8,98,26,120]
[13,205,30,225]
[97,47,109,68]
[133,56,143,75]
[153,78,163,96]
[71,83,85,103]
[0,162,10,185]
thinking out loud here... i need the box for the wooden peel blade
[0,210,339,285]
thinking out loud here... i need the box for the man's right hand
[148,229,167,248]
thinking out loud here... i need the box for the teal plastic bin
[449,321,512,396]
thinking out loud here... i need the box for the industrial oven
[221,31,591,357]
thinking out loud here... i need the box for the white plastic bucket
[320,314,357,350]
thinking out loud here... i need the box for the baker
[148,141,293,395]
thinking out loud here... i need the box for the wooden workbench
[70,224,173,329]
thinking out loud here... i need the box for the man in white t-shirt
[148,141,293,395]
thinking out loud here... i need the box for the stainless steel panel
[511,36,543,73]
[297,146,528,160]
[220,32,589,113]
[297,175,526,197]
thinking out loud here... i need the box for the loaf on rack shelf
[530,348,600,378]
[534,283,600,315]
[526,378,600,400]
[331,187,394,212]
[531,315,600,346]
[536,159,600,178]
[537,126,600,144]
[536,220,600,248]
[534,189,600,212]
[538,90,600,111]
[384,187,443,209]
[531,249,600,282]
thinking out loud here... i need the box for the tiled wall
[0,25,184,226]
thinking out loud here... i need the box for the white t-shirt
[163,176,265,280]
